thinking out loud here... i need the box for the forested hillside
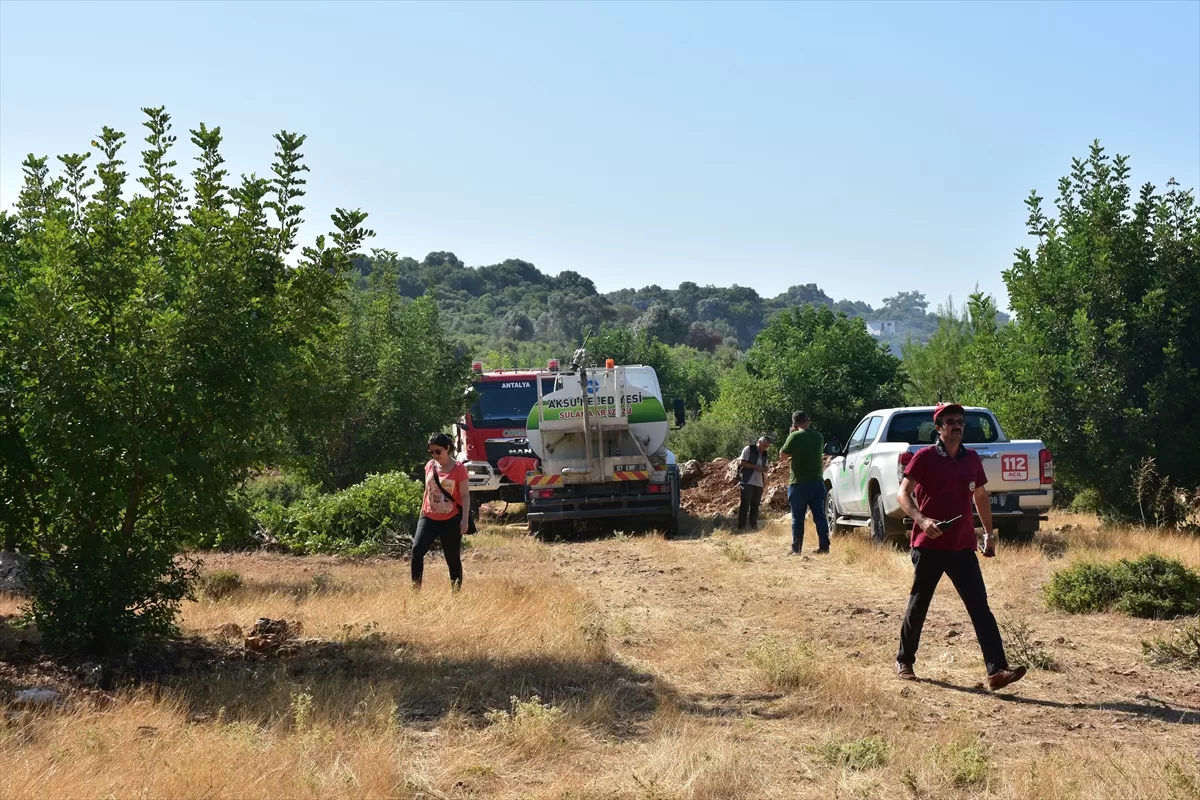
[353,252,951,355]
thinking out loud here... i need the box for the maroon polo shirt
[903,440,987,552]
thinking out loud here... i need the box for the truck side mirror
[824,441,843,456]
[672,398,686,428]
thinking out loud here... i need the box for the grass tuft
[747,635,816,691]
[820,736,889,771]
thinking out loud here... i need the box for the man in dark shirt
[894,403,1026,691]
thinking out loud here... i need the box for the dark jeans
[411,514,463,590]
[897,547,1008,675]
[737,484,764,529]
[788,481,830,552]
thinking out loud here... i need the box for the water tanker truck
[524,349,682,539]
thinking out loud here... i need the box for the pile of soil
[679,457,793,517]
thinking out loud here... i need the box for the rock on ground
[764,485,789,511]
[0,551,30,595]
[13,688,62,707]
[679,460,703,489]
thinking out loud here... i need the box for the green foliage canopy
[714,305,905,444]
[0,108,354,649]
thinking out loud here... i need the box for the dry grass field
[2,511,1199,799]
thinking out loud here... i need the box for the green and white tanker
[524,350,681,538]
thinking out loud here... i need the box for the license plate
[990,494,1006,507]
[503,429,526,438]
[615,464,642,472]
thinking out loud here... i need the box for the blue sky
[1,1,1197,311]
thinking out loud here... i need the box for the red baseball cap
[933,403,965,422]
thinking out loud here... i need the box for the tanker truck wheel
[663,514,679,540]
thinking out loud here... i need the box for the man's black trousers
[896,546,1009,676]
[737,484,763,530]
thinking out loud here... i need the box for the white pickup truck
[821,406,1054,543]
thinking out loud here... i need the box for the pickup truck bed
[821,406,1053,543]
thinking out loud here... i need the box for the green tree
[984,143,1200,520]
[286,250,472,490]
[632,301,689,345]
[585,326,719,416]
[714,305,904,443]
[0,108,349,650]
[901,293,1002,404]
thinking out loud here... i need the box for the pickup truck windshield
[885,411,1001,445]
[470,379,557,428]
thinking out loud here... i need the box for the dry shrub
[484,695,576,757]
[820,735,889,771]
[1143,619,1200,669]
[934,738,989,788]
[747,635,817,691]
[199,569,243,601]
[634,724,763,800]
[720,540,751,563]
[998,618,1060,671]
[1163,757,1200,800]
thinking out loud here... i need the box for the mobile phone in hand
[979,533,996,558]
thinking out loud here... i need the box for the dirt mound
[680,457,793,517]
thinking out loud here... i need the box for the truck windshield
[885,411,1001,444]
[469,379,556,428]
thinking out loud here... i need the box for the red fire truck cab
[456,360,561,504]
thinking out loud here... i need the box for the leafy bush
[1043,562,1119,613]
[1143,620,1200,670]
[974,144,1200,523]
[671,412,757,463]
[244,473,321,508]
[281,472,424,556]
[1109,555,1200,619]
[211,471,421,556]
[1045,555,1200,619]
[1068,487,1103,515]
[192,473,321,551]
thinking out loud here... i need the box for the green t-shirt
[781,428,825,484]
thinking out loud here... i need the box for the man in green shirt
[779,411,830,555]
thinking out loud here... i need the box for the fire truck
[455,360,563,505]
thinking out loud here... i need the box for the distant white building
[866,320,897,337]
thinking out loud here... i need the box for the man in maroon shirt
[893,403,1026,691]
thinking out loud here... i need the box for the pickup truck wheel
[869,495,886,544]
[869,494,903,545]
[824,490,843,534]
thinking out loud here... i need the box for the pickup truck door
[843,415,883,514]
[840,419,868,513]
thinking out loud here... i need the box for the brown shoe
[987,665,1027,691]
[895,661,916,680]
